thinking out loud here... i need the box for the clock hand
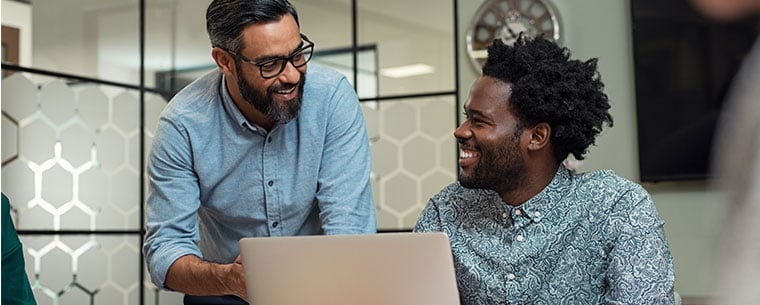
[506,26,518,38]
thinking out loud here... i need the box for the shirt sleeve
[314,76,376,234]
[414,196,444,233]
[2,194,38,305]
[142,117,204,288]
[605,188,676,305]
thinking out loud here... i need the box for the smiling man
[143,1,376,304]
[414,36,675,305]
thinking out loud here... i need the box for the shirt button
[534,211,541,217]
[268,181,274,186]
[516,235,524,242]
[514,209,522,216]
[507,273,516,280]
[502,212,508,218]
[272,221,279,228]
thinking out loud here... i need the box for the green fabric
[2,193,37,305]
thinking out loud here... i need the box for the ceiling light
[380,64,435,78]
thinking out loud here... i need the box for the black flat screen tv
[630,0,759,182]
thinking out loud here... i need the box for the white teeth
[275,87,296,94]
[460,150,477,159]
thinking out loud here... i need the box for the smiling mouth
[274,86,296,94]
[459,148,480,168]
[271,85,298,100]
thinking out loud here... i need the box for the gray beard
[236,66,305,125]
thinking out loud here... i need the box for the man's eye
[468,116,487,126]
[260,60,281,72]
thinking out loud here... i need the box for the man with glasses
[143,0,376,304]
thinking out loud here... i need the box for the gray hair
[206,0,300,52]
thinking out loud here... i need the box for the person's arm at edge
[315,75,376,234]
[2,194,38,305]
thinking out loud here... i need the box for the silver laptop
[239,232,461,305]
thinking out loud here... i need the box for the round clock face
[467,0,561,69]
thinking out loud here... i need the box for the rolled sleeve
[143,117,204,288]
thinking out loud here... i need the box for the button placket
[262,130,280,235]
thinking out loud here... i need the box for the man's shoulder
[575,169,642,190]
[306,64,347,82]
[300,65,360,121]
[162,70,223,119]
[571,169,650,208]
[304,65,349,92]
[432,182,496,207]
[436,182,471,197]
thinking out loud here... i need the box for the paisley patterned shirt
[414,166,675,305]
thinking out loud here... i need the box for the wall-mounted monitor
[630,0,759,182]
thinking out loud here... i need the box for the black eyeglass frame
[223,33,314,79]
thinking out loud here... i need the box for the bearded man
[414,36,675,305]
[143,1,375,304]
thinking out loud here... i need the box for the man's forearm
[165,254,247,300]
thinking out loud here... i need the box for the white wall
[459,0,724,298]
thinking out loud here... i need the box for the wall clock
[466,0,561,69]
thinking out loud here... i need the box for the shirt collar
[219,73,269,135]
[513,165,572,223]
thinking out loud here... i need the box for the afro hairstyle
[482,35,613,163]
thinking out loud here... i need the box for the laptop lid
[239,232,460,305]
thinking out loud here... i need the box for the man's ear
[211,47,236,76]
[527,122,551,151]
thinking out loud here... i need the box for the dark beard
[236,65,305,125]
[459,134,526,194]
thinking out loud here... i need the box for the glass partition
[145,0,214,93]
[25,0,141,85]
[358,0,456,96]
[291,0,353,51]
[364,96,458,230]
[2,0,460,303]
[1,72,168,305]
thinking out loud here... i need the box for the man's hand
[165,254,248,301]
[230,255,248,301]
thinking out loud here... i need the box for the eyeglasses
[224,34,314,79]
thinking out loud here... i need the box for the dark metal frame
[1,0,462,303]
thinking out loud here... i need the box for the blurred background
[1,0,757,304]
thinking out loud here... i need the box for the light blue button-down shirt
[415,166,675,305]
[144,65,376,288]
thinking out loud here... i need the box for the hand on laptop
[231,255,248,301]
[164,254,249,302]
